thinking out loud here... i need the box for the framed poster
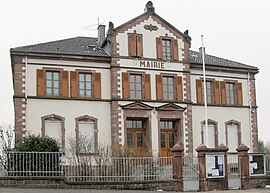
[205,154,225,178]
[249,153,266,176]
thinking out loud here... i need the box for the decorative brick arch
[225,119,241,151]
[201,119,218,148]
[75,115,98,155]
[41,114,65,149]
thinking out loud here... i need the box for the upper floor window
[202,80,214,104]
[130,74,142,99]
[79,73,92,97]
[162,76,174,100]
[128,32,143,57]
[156,37,178,61]
[162,39,171,60]
[122,72,151,100]
[156,74,182,101]
[46,71,60,96]
[70,71,101,99]
[37,69,68,97]
[226,82,236,105]
[220,81,243,106]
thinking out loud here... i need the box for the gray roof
[189,50,258,70]
[10,37,109,57]
[10,36,258,70]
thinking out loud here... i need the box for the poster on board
[249,154,266,176]
[205,154,225,178]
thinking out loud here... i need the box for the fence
[0,151,173,182]
[227,153,240,178]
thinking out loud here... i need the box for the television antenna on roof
[83,18,106,31]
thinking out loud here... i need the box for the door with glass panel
[126,120,147,155]
[160,120,177,157]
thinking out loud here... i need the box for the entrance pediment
[121,102,154,110]
[155,103,186,111]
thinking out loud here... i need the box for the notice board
[249,153,266,176]
[205,154,225,178]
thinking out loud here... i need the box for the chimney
[199,47,206,54]
[144,1,155,13]
[98,25,105,44]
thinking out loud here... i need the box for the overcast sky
[1,0,269,142]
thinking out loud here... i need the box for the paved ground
[0,188,270,193]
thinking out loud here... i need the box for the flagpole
[201,35,208,147]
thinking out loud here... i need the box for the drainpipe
[247,71,252,152]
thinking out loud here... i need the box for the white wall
[26,99,111,148]
[192,106,251,152]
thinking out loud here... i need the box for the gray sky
[1,0,269,142]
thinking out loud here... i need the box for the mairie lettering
[139,60,165,69]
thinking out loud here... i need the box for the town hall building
[10,1,259,155]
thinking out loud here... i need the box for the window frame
[75,115,98,155]
[224,80,238,105]
[202,79,215,104]
[126,119,145,149]
[41,114,65,149]
[76,70,95,98]
[201,119,218,148]
[161,38,172,61]
[43,68,63,97]
[162,75,175,101]
[225,120,241,152]
[129,73,143,99]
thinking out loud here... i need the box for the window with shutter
[176,76,183,101]
[221,81,242,106]
[156,37,178,61]
[122,72,130,99]
[128,33,143,57]
[156,75,163,100]
[37,69,45,96]
[196,79,203,104]
[144,74,151,100]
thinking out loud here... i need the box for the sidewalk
[0,188,270,193]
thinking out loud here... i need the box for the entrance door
[160,121,177,157]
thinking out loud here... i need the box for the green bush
[14,134,60,152]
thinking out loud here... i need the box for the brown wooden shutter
[122,72,130,99]
[176,76,183,101]
[137,34,143,57]
[214,81,220,105]
[173,39,179,61]
[156,74,163,100]
[37,69,45,96]
[196,79,203,104]
[94,72,101,99]
[129,33,136,57]
[237,82,243,106]
[70,71,78,98]
[221,81,226,105]
[144,74,151,100]
[156,37,162,59]
[62,71,69,97]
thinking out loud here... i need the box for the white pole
[201,35,208,147]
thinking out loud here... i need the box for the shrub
[14,134,60,152]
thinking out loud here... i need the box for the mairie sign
[139,60,165,69]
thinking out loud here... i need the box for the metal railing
[0,151,63,177]
[63,156,173,182]
[0,151,173,182]
[227,153,240,179]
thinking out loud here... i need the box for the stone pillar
[236,143,250,189]
[196,144,207,191]
[196,143,229,191]
[171,144,184,191]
